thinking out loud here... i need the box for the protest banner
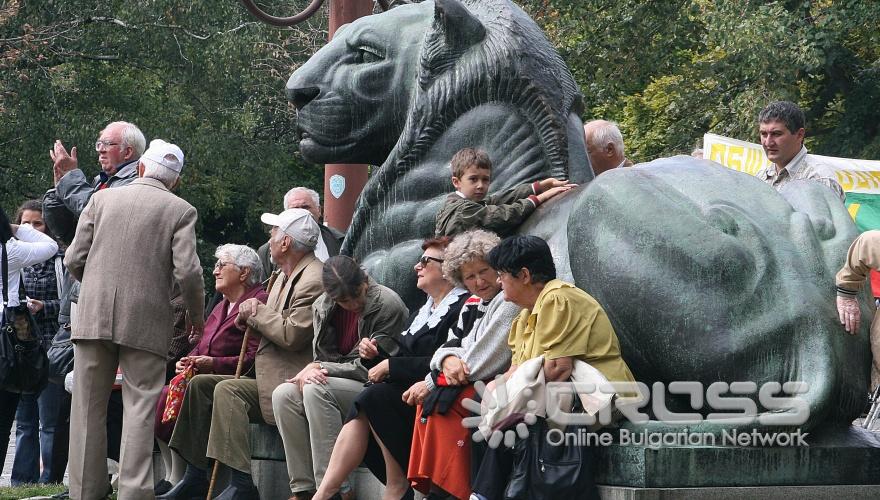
[704,133,880,232]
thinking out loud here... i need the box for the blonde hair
[441,229,501,288]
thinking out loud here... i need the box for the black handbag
[47,323,74,382]
[504,397,599,500]
[0,242,50,393]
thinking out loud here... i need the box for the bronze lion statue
[286,0,871,434]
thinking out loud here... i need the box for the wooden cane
[205,326,252,500]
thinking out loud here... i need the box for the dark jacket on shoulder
[43,159,140,244]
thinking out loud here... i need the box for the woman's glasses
[417,255,444,267]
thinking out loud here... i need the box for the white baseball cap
[141,139,184,173]
[260,208,319,247]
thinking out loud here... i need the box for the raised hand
[50,140,78,185]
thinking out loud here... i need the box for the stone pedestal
[598,484,880,500]
[250,423,385,499]
[595,426,880,488]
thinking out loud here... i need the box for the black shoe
[52,486,112,499]
[213,484,260,500]
[400,487,415,500]
[156,474,209,500]
[155,479,174,496]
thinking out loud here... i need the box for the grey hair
[106,121,146,157]
[284,187,321,210]
[140,159,179,189]
[272,230,318,252]
[584,120,624,156]
[441,229,501,288]
[215,243,263,287]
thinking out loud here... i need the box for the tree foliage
[521,0,880,162]
[0,0,328,263]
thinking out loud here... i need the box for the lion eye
[357,46,383,64]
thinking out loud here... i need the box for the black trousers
[47,388,124,483]
[0,390,21,476]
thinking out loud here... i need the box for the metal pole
[323,0,373,233]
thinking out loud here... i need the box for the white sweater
[425,291,521,390]
[3,224,59,307]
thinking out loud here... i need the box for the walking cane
[864,383,880,430]
[205,327,252,500]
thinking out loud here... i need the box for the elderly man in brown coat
[162,208,324,500]
[64,139,205,500]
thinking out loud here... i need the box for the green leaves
[522,0,879,162]
[0,0,325,251]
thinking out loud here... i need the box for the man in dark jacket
[43,121,147,243]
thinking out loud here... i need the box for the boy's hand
[536,184,575,204]
[537,178,576,192]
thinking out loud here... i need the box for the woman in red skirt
[408,230,521,499]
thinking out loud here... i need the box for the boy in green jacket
[434,147,575,237]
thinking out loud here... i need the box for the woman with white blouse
[0,206,59,475]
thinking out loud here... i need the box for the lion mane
[343,0,588,257]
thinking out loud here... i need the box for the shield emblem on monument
[330,174,346,199]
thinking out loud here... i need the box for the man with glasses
[43,121,147,243]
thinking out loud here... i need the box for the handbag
[47,323,74,381]
[161,364,194,423]
[504,389,599,500]
[0,242,50,393]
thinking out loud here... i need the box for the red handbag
[161,365,194,423]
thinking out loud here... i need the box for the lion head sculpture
[288,0,592,280]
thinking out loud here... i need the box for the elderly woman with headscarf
[407,229,520,500]
[153,244,268,494]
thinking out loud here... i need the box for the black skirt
[346,380,416,484]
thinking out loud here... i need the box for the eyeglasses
[95,140,122,151]
[417,255,444,267]
[213,261,237,271]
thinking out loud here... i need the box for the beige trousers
[271,377,364,494]
[68,340,165,500]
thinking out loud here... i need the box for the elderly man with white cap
[64,139,206,500]
[162,208,324,500]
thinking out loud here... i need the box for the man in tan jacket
[163,208,324,500]
[835,229,880,389]
[64,139,205,500]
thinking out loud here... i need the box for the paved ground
[2,424,14,487]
